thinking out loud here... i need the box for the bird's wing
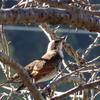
[27,52,59,82]
[24,52,57,73]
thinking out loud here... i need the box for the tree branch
[36,0,100,16]
[0,8,100,32]
[51,80,100,100]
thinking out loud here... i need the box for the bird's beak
[61,35,68,42]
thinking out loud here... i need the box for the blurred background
[0,0,100,100]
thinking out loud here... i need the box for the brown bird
[0,36,67,92]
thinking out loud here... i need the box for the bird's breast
[36,68,58,83]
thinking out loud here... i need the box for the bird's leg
[41,86,54,99]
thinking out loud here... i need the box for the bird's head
[47,36,67,52]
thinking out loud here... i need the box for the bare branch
[0,8,100,32]
[51,80,100,100]
[39,23,58,41]
[82,33,100,59]
[36,0,100,16]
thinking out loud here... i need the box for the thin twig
[82,33,100,59]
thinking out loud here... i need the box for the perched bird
[0,36,67,92]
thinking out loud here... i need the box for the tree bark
[0,8,100,32]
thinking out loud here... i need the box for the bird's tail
[0,78,14,87]
[0,81,8,87]
[0,79,16,87]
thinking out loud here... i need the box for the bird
[0,36,67,92]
